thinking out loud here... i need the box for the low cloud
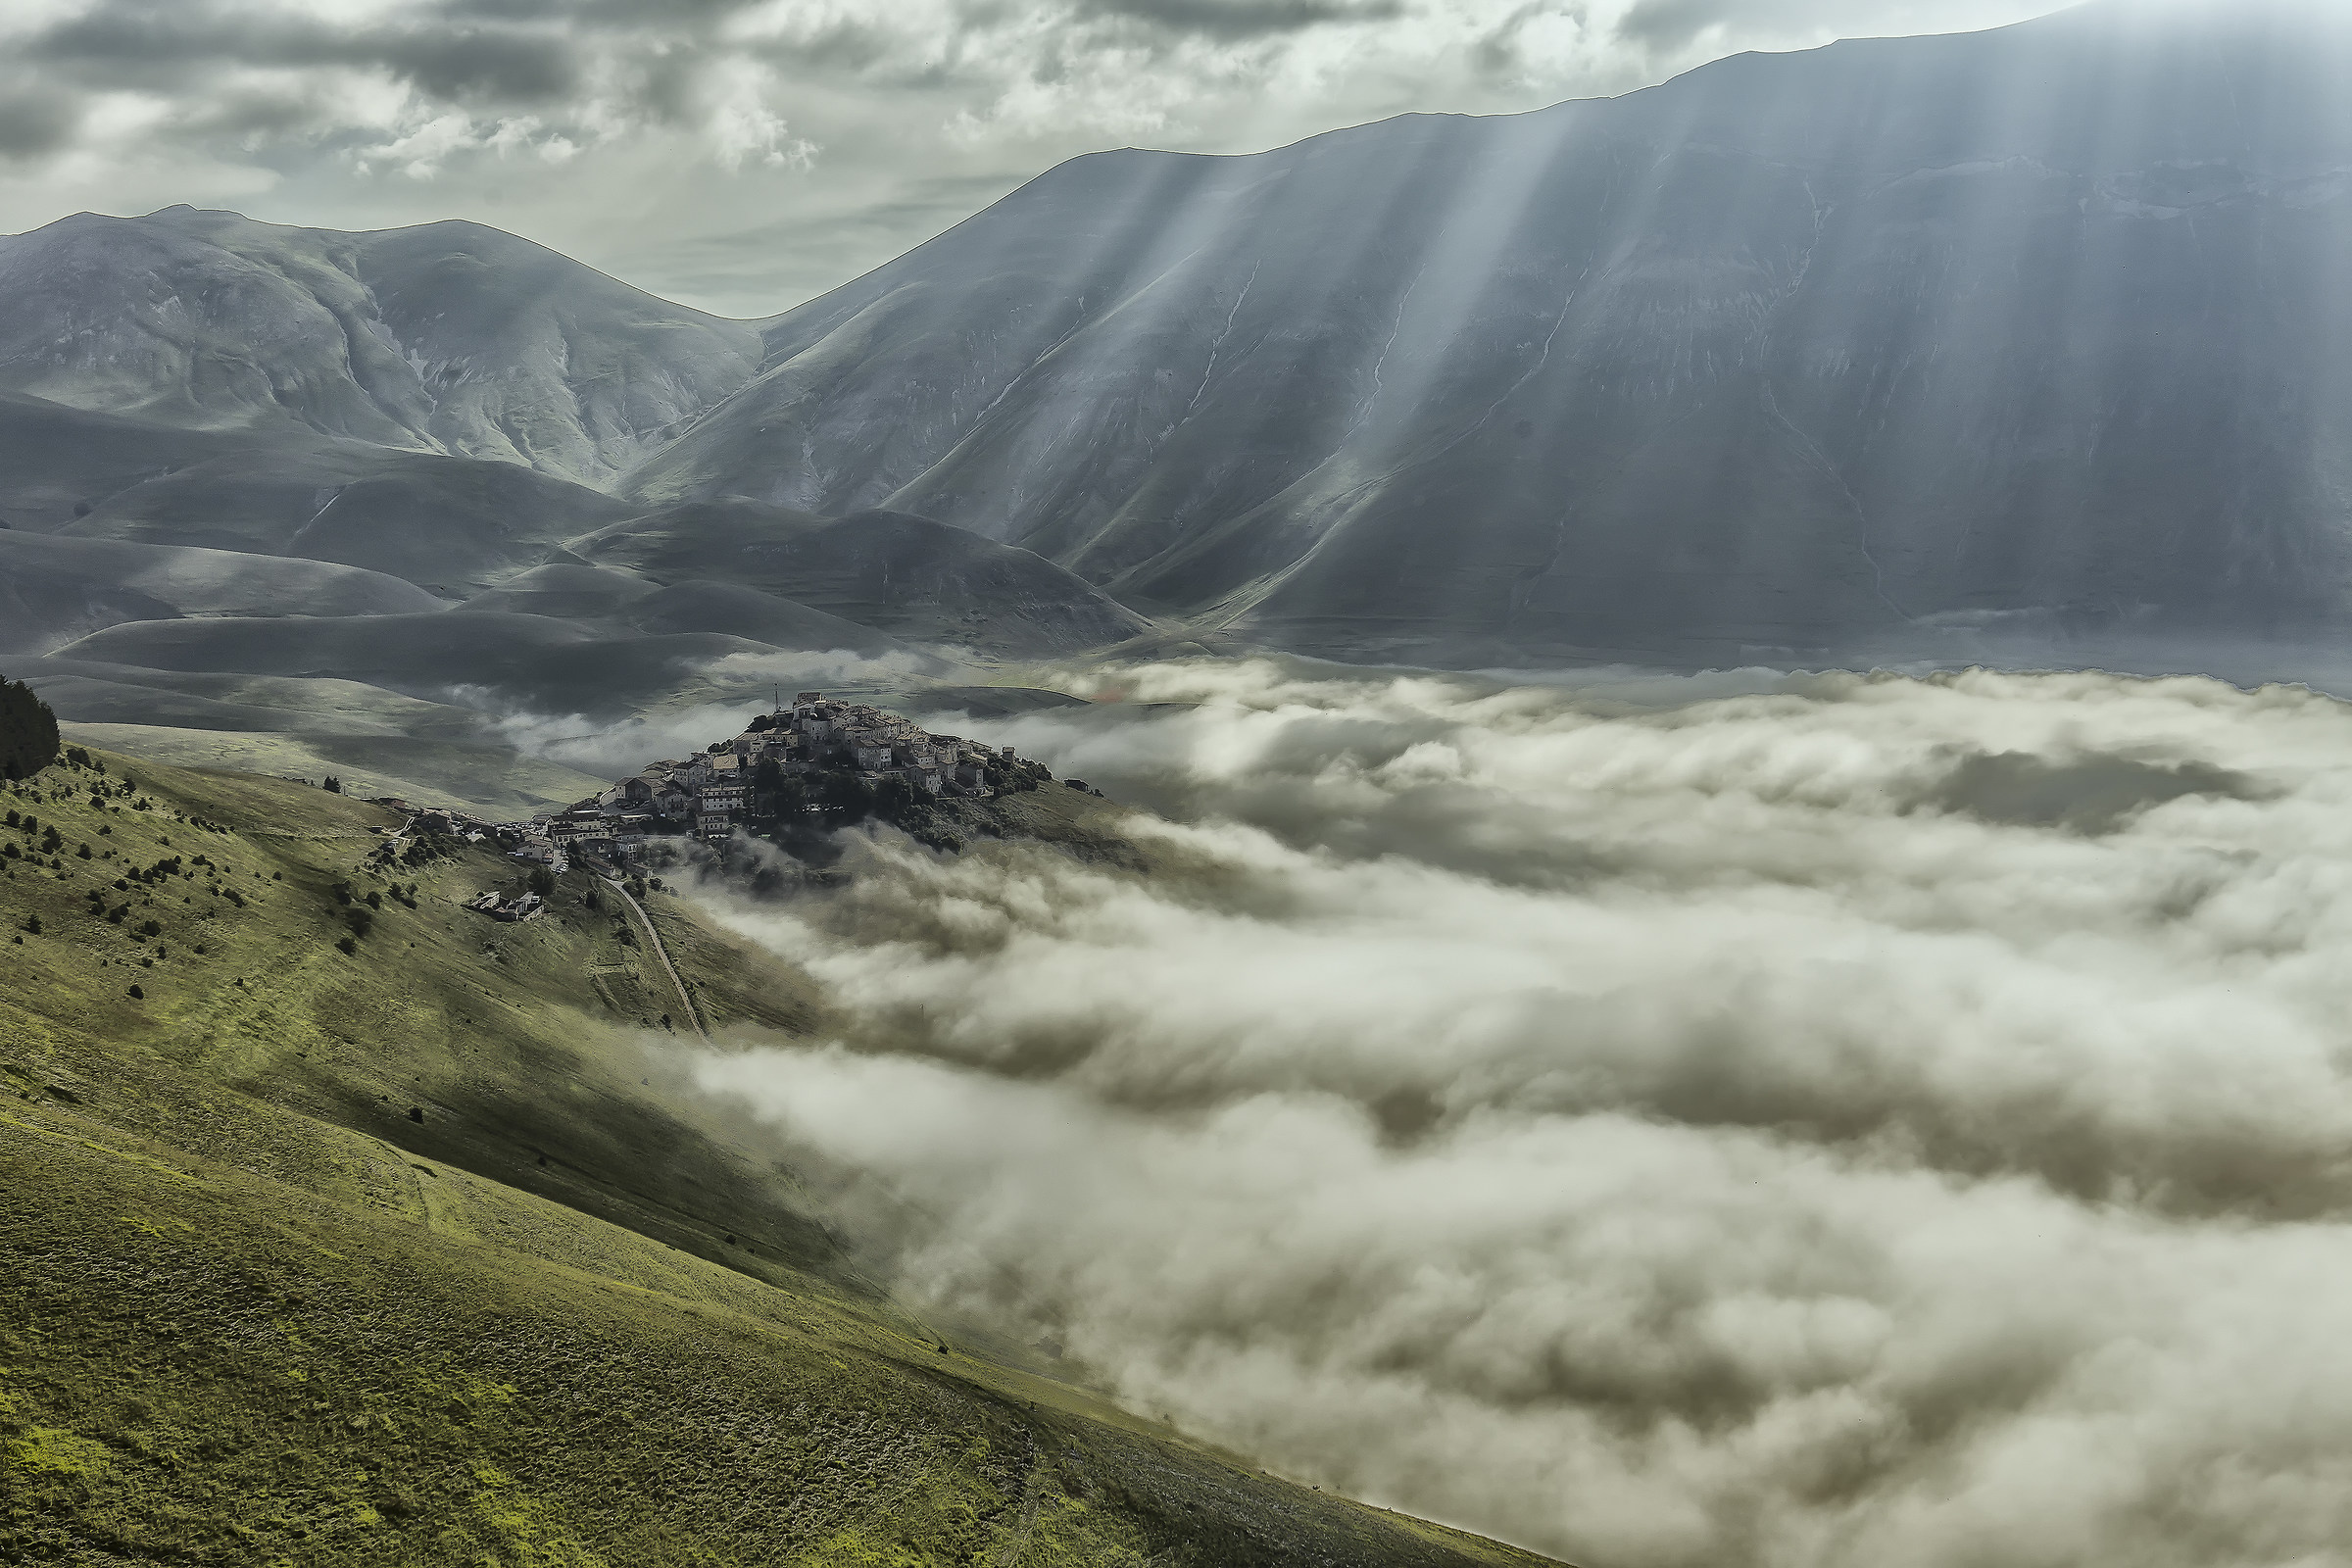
[457,645,943,777]
[474,699,760,779]
[689,658,2352,1566]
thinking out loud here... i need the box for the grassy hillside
[0,748,1561,1566]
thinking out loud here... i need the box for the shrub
[20,913,39,934]
[126,984,143,1000]
[138,919,162,938]
[343,907,373,940]
[335,935,357,956]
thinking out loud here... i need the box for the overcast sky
[0,0,2087,318]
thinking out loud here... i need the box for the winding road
[603,876,708,1043]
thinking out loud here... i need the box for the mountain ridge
[7,0,2352,800]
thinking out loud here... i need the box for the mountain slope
[0,208,761,486]
[621,0,2352,662]
[57,438,634,594]
[0,532,446,655]
[0,748,1558,1567]
[50,612,781,717]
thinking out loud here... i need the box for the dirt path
[604,877,708,1042]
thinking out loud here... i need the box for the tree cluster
[0,677,59,780]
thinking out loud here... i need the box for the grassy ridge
[0,751,1561,1566]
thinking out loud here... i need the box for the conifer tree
[0,676,59,780]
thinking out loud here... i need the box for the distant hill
[0,207,761,485]
[570,499,1154,655]
[0,532,445,655]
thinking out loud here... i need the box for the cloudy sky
[0,0,2087,317]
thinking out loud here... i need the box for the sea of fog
[672,658,2352,1568]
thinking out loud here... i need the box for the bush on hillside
[0,676,59,780]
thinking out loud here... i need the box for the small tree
[527,864,556,898]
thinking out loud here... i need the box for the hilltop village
[527,693,1060,865]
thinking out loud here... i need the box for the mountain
[0,207,761,485]
[624,0,2352,662]
[9,0,2352,791]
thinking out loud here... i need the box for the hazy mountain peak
[0,207,762,488]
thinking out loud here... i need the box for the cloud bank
[692,658,2352,1567]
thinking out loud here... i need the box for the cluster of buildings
[531,693,1029,860]
[464,889,545,922]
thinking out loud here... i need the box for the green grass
[0,749,1562,1566]
[56,720,609,819]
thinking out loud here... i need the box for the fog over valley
[9,2,2352,1562]
[686,660,2352,1566]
